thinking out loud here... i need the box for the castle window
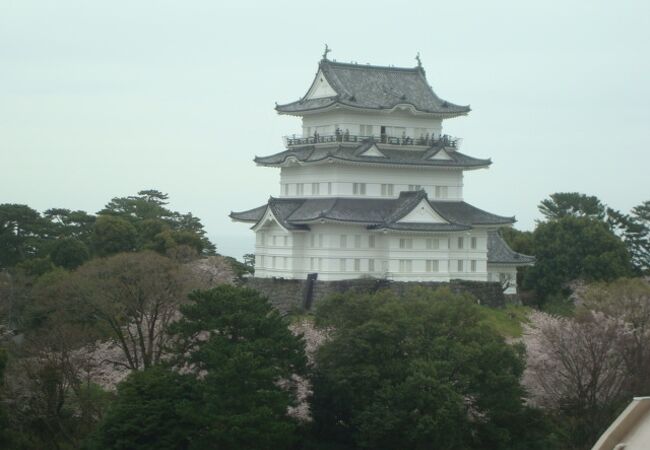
[399,238,413,249]
[360,124,374,136]
[296,183,304,195]
[354,235,361,248]
[340,235,347,248]
[310,234,315,247]
[381,183,394,196]
[457,260,464,272]
[471,237,477,249]
[426,238,440,250]
[426,260,439,272]
[272,235,277,246]
[435,186,448,199]
[318,258,323,270]
[471,260,477,272]
[368,259,375,271]
[340,259,346,272]
[283,257,288,269]
[318,234,324,247]
[282,184,289,196]
[258,255,265,268]
[353,183,366,195]
[310,257,316,270]
[457,237,464,249]
[283,236,288,246]
[312,183,320,195]
[408,184,422,191]
[368,235,375,248]
[272,256,277,268]
[399,259,412,272]
[354,259,361,272]
[328,182,332,195]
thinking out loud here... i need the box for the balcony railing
[284,133,458,148]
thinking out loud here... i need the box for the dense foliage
[90,286,307,450]
[310,287,560,450]
[0,190,216,274]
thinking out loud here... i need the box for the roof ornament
[322,44,332,60]
[415,52,422,68]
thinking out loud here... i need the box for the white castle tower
[231,50,533,293]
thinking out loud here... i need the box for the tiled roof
[487,231,535,265]
[254,140,491,169]
[276,60,470,117]
[230,191,514,230]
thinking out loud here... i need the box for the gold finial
[322,44,332,60]
[416,52,422,68]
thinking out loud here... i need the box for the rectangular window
[340,235,347,248]
[310,234,315,247]
[272,256,277,268]
[258,255,265,268]
[318,234,324,247]
[435,186,449,199]
[296,184,304,195]
[399,238,413,249]
[353,183,366,195]
[457,260,464,272]
[471,237,477,249]
[354,235,361,248]
[283,257,288,269]
[272,235,277,246]
[340,258,346,272]
[458,237,464,249]
[471,260,477,272]
[360,124,374,136]
[408,184,422,191]
[328,182,332,195]
[318,258,323,270]
[426,260,439,272]
[259,233,266,246]
[368,259,375,272]
[283,236,288,246]
[381,184,394,196]
[312,183,320,195]
[399,259,412,272]
[310,257,315,270]
[368,235,375,248]
[282,184,289,196]
[426,238,440,250]
[354,259,361,272]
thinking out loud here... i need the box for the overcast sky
[1,0,649,259]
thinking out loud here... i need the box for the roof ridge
[323,59,420,73]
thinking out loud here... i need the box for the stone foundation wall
[243,277,506,313]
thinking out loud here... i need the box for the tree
[92,215,137,256]
[87,366,198,450]
[98,190,216,256]
[70,251,191,370]
[523,310,629,449]
[607,202,650,274]
[0,204,52,268]
[92,286,307,450]
[50,237,91,269]
[311,287,559,450]
[523,216,631,302]
[580,278,650,396]
[538,193,606,221]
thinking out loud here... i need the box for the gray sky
[2,0,649,259]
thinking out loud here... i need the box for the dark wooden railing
[284,133,458,148]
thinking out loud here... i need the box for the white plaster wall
[279,165,464,200]
[301,110,443,139]
[254,224,489,283]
